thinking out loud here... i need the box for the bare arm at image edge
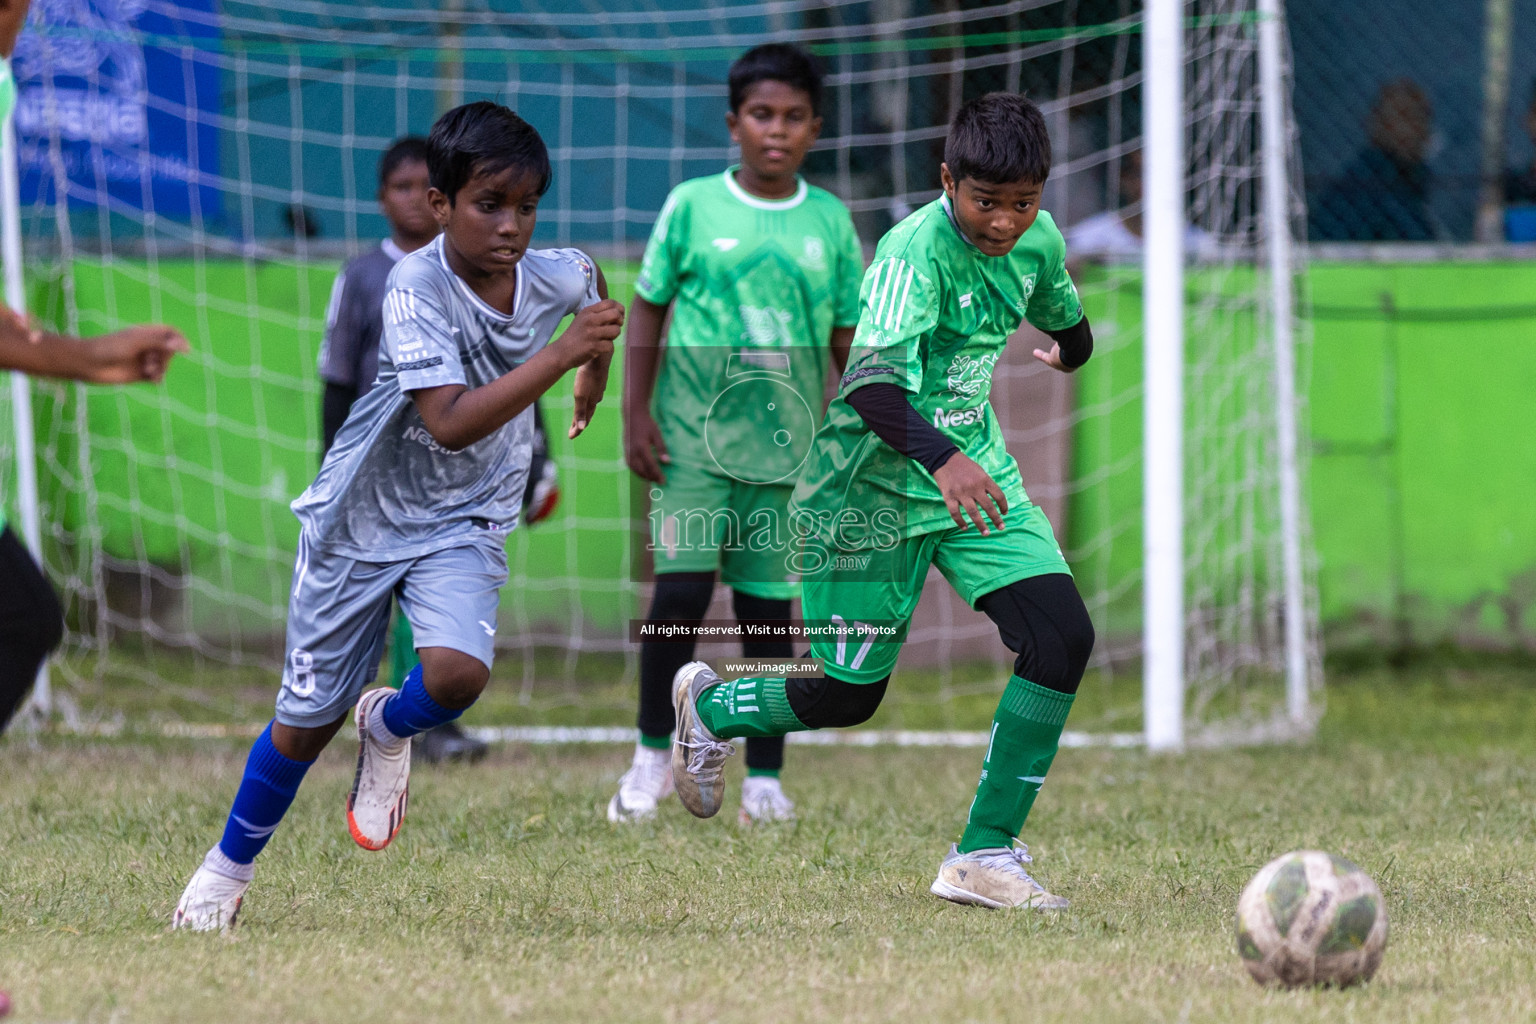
[0,320,190,384]
[0,0,28,58]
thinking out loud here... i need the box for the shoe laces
[973,842,1044,889]
[680,734,735,784]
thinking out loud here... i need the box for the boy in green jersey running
[669,93,1098,909]
[614,44,864,825]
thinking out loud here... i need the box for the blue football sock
[379,664,464,740]
[217,721,314,865]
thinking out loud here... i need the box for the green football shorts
[801,502,1071,684]
[647,459,800,599]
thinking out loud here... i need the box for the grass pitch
[2,663,1535,1023]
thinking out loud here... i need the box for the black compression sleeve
[321,382,357,457]
[845,383,961,474]
[1045,313,1094,370]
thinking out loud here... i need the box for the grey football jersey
[317,239,408,393]
[292,236,600,560]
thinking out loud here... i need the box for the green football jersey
[636,168,863,485]
[791,194,1084,545]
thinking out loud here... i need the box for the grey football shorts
[273,532,508,728]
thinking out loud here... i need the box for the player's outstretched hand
[87,325,191,384]
[623,406,670,484]
[932,453,1007,535]
[1032,342,1072,373]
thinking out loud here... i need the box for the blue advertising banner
[11,0,221,222]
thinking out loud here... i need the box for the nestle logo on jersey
[933,406,987,429]
[402,424,459,455]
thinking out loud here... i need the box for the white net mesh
[0,0,1318,740]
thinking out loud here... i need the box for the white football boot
[346,688,412,851]
[172,851,252,932]
[607,744,675,823]
[930,841,1070,910]
[738,775,796,825]
[670,661,736,818]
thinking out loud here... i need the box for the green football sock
[695,675,806,739]
[388,612,418,690]
[637,732,671,751]
[957,676,1075,854]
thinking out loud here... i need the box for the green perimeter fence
[5,258,1535,657]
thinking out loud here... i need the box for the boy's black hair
[728,43,823,116]
[426,101,552,204]
[944,92,1052,187]
[378,136,429,187]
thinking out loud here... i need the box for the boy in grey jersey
[317,137,559,764]
[174,102,623,932]
[319,137,563,527]
[318,135,488,765]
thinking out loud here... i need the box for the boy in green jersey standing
[614,44,864,824]
[670,94,1097,909]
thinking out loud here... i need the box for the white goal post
[1142,0,1187,752]
[1143,0,1314,750]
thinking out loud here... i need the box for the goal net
[0,0,1318,744]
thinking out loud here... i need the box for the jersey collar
[381,237,408,263]
[434,236,522,324]
[722,166,808,210]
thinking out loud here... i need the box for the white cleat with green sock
[671,661,735,818]
[738,775,796,824]
[607,743,675,823]
[930,841,1070,910]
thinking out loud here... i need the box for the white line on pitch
[51,721,1143,748]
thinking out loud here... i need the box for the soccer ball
[1234,850,1389,988]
